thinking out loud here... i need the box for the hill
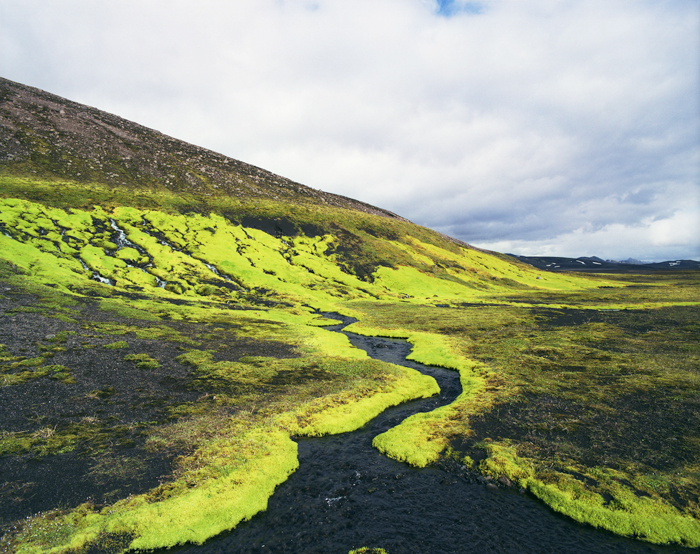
[509,254,700,273]
[0,78,407,219]
[1,77,699,552]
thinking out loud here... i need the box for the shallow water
[170,315,691,554]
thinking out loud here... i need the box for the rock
[497,476,512,487]
[486,483,498,490]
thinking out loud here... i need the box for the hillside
[1,77,699,553]
[0,78,408,220]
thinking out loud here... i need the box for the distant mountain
[507,254,700,272]
[609,258,648,265]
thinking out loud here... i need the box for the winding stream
[170,315,689,554]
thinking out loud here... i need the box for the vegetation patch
[1,170,699,551]
[103,341,128,349]
[123,353,160,369]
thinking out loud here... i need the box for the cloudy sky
[1,0,698,261]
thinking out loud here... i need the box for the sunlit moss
[2,183,699,551]
[473,440,700,546]
[104,341,128,349]
[7,426,299,554]
[278,361,439,437]
[123,353,160,369]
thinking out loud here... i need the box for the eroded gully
[170,314,689,554]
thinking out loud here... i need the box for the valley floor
[0,191,699,552]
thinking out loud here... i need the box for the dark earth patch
[239,215,325,239]
[0,285,298,535]
[450,304,700,516]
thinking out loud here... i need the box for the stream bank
[163,315,690,554]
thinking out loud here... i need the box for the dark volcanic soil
[163,318,691,554]
[0,284,297,534]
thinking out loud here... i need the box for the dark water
[169,315,691,554]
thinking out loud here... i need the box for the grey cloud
[0,0,698,261]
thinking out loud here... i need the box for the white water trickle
[325,496,345,508]
[204,262,220,275]
[78,258,114,285]
[109,219,141,251]
[203,262,233,282]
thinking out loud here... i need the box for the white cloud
[1,0,698,261]
[476,203,700,261]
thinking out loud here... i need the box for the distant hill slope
[508,254,700,273]
[0,77,405,221]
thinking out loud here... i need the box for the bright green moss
[0,420,136,458]
[471,440,700,546]
[104,341,128,349]
[97,300,161,322]
[2,188,699,550]
[0,196,609,313]
[45,365,76,384]
[9,425,299,554]
[278,361,439,437]
[123,353,160,369]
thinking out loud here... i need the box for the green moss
[45,365,76,384]
[0,421,138,458]
[104,341,129,349]
[474,441,700,546]
[9,425,299,554]
[98,299,161,321]
[90,323,198,345]
[0,431,33,455]
[47,331,75,343]
[278,360,439,437]
[1,187,699,550]
[1,196,608,315]
[123,353,160,370]
[0,355,75,386]
[15,356,47,367]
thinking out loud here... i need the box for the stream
[170,315,690,554]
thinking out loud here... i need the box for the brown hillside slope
[0,77,407,221]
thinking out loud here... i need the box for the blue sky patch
[435,0,483,17]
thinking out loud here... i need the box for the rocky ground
[0,280,297,537]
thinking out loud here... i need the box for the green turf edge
[338,323,488,466]
[343,323,700,548]
[8,330,440,554]
[277,365,440,437]
[9,427,297,554]
[478,441,700,547]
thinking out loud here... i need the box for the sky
[1,0,698,262]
